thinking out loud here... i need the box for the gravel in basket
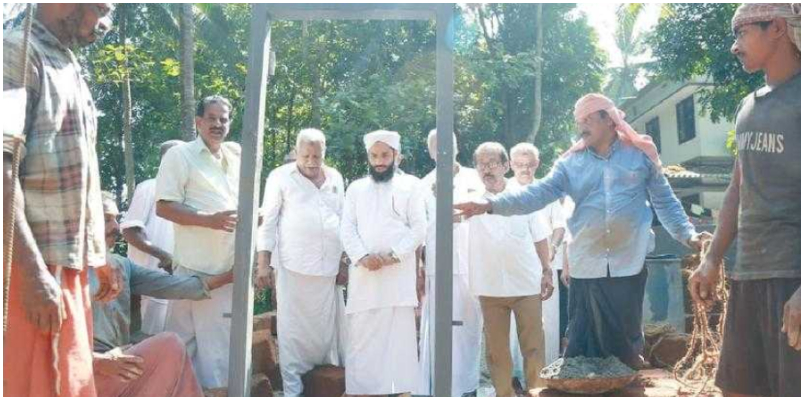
[540,356,638,394]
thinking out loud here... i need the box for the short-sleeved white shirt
[468,182,551,297]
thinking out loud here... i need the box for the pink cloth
[732,3,801,51]
[564,93,662,167]
[3,265,97,396]
[94,332,204,397]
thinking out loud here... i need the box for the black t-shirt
[732,73,801,280]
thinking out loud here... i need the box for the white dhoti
[276,267,345,396]
[416,274,482,396]
[509,269,559,386]
[345,307,419,395]
[165,266,232,389]
[141,297,169,335]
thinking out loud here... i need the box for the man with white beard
[340,130,427,396]
[416,130,484,396]
[255,128,346,396]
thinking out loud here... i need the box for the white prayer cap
[363,130,401,152]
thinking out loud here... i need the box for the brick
[649,333,691,368]
[302,365,345,397]
[252,329,279,378]
[203,387,228,397]
[254,312,273,333]
[251,373,274,397]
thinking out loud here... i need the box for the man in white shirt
[340,130,427,396]
[155,95,240,389]
[467,142,554,397]
[255,128,347,396]
[508,143,567,378]
[416,130,484,396]
[121,139,183,336]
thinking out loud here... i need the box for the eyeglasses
[511,163,537,170]
[476,161,503,171]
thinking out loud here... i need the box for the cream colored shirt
[155,137,241,275]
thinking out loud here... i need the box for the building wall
[624,80,733,166]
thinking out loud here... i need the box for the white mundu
[120,178,174,335]
[416,166,485,396]
[257,162,347,396]
[340,172,427,395]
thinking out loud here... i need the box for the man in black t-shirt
[689,3,801,397]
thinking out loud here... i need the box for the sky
[577,3,662,74]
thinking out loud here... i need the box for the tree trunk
[526,3,544,144]
[303,21,322,127]
[120,12,136,203]
[179,3,196,141]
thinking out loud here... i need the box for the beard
[369,163,395,183]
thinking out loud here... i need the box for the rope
[3,2,32,335]
[2,6,63,396]
[673,239,728,396]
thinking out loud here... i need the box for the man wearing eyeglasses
[3,3,117,396]
[465,142,554,397]
[507,142,567,389]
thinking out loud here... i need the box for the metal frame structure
[229,4,456,396]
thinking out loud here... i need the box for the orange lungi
[3,264,96,396]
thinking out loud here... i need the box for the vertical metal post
[228,4,271,397]
[433,4,455,397]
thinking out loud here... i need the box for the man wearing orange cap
[456,93,706,369]
[689,3,800,396]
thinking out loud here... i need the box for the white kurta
[120,178,175,335]
[416,166,484,396]
[340,173,427,394]
[256,164,346,396]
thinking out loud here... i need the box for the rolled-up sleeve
[646,161,696,246]
[129,262,210,300]
[492,161,569,216]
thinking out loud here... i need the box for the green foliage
[725,129,738,156]
[82,3,606,200]
[647,3,764,122]
[75,3,608,317]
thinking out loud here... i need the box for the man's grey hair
[427,129,458,154]
[510,142,540,161]
[295,128,327,152]
[473,142,509,164]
